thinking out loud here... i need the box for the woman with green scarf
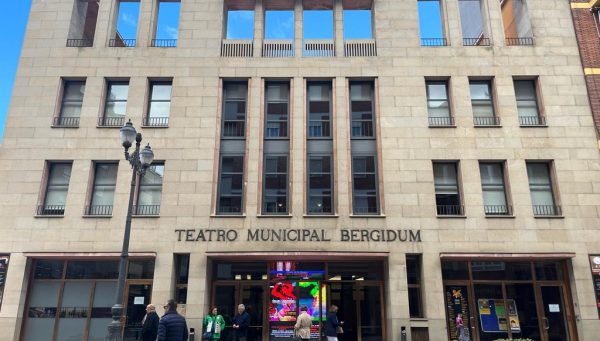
[203,306,226,341]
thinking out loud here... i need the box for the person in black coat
[141,304,159,341]
[325,305,343,341]
[158,299,189,341]
[232,304,250,341]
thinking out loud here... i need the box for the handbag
[336,326,344,334]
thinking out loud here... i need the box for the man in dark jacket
[232,304,250,341]
[141,304,159,341]
[157,299,189,341]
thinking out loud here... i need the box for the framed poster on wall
[477,299,520,333]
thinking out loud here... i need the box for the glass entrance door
[540,286,569,341]
[329,282,358,341]
[358,284,383,341]
[123,283,152,341]
[213,283,266,341]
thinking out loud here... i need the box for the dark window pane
[441,261,469,280]
[213,262,266,280]
[328,262,383,280]
[406,255,421,285]
[408,287,422,318]
[34,260,64,279]
[471,261,532,281]
[65,261,119,279]
[175,254,190,284]
[127,260,155,279]
[534,261,565,281]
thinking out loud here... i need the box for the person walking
[325,305,343,341]
[294,306,312,341]
[157,299,189,341]
[232,304,250,341]
[140,304,159,341]
[203,306,226,341]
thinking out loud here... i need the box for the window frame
[100,79,129,127]
[432,161,464,216]
[525,161,561,216]
[262,154,290,215]
[85,161,119,216]
[469,78,499,126]
[54,79,86,127]
[351,154,380,215]
[134,162,165,216]
[174,254,190,304]
[264,81,291,139]
[307,81,333,139]
[216,154,245,215]
[406,254,424,318]
[425,78,454,127]
[222,81,248,139]
[479,161,512,216]
[417,0,448,46]
[144,79,172,127]
[307,154,334,215]
[513,77,545,126]
[38,161,73,216]
[152,0,181,47]
[349,81,376,139]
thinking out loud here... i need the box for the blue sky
[0,0,31,142]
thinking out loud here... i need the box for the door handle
[543,317,549,330]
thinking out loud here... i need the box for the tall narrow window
[501,0,533,45]
[406,255,423,318]
[87,163,118,216]
[265,83,289,138]
[217,156,244,214]
[38,162,72,216]
[479,162,510,215]
[426,80,453,126]
[418,0,446,46]
[458,0,488,46]
[308,156,333,214]
[153,0,180,47]
[55,80,85,127]
[136,163,164,216]
[111,0,140,47]
[263,155,288,214]
[67,0,99,47]
[352,156,378,214]
[174,254,189,304]
[350,82,375,138]
[101,81,129,127]
[433,162,463,215]
[145,81,172,127]
[526,162,560,216]
[514,79,544,126]
[469,79,499,126]
[222,83,247,137]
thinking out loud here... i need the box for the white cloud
[164,25,179,39]
[120,13,137,27]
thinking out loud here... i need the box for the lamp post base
[106,304,124,341]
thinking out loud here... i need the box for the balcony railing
[428,116,455,127]
[109,38,136,47]
[463,37,491,46]
[421,38,448,47]
[533,205,561,217]
[308,120,331,137]
[303,39,335,57]
[353,206,379,215]
[262,40,294,57]
[473,116,501,126]
[344,39,377,57]
[143,116,169,127]
[351,121,374,137]
[53,116,80,127]
[505,37,534,46]
[151,39,177,47]
[134,205,161,216]
[519,115,546,127]
[66,38,93,47]
[37,205,65,216]
[223,120,245,137]
[98,116,125,127]
[437,205,464,216]
[484,205,512,216]
[86,205,113,216]
[221,39,253,57]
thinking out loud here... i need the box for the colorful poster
[478,299,491,315]
[478,299,520,333]
[270,282,297,322]
[445,286,471,341]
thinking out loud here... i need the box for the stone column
[334,0,344,57]
[254,0,265,57]
[295,0,303,57]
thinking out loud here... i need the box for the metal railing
[134,205,161,216]
[66,38,93,47]
[223,121,245,137]
[262,40,294,57]
[303,39,335,57]
[533,205,561,216]
[344,39,377,57]
[484,205,512,216]
[463,37,491,46]
[308,120,331,137]
[519,115,546,126]
[351,121,374,137]
[98,116,125,127]
[473,116,501,126]
[428,116,455,127]
[505,37,534,46]
[53,116,80,127]
[37,205,65,216]
[437,205,464,216]
[221,39,253,57]
[144,116,169,127]
[86,205,113,216]
[151,39,177,47]
[109,38,136,47]
[421,38,448,47]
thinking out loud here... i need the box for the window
[0,255,9,311]
[38,162,72,216]
[222,82,247,137]
[500,0,533,45]
[406,254,423,318]
[352,156,379,214]
[265,83,290,138]
[263,155,288,214]
[526,162,560,216]
[458,0,488,45]
[135,163,164,216]
[145,81,172,127]
[350,82,375,138]
[111,0,140,47]
[153,0,180,47]
[433,162,463,215]
[67,0,99,47]
[87,163,118,216]
[55,80,85,127]
[308,156,333,214]
[100,81,129,127]
[514,79,544,126]
[226,10,255,39]
[217,156,244,214]
[303,9,334,57]
[426,80,453,126]
[263,10,295,57]
[174,254,189,304]
[479,162,510,215]
[469,79,499,126]
[418,0,446,46]
[308,82,332,138]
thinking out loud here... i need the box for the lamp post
[106,120,154,341]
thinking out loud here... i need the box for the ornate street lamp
[107,120,154,340]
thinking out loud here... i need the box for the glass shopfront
[22,258,154,341]
[442,259,577,341]
[210,260,385,341]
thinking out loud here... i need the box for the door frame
[122,280,153,339]
[535,283,578,341]
[443,280,479,341]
